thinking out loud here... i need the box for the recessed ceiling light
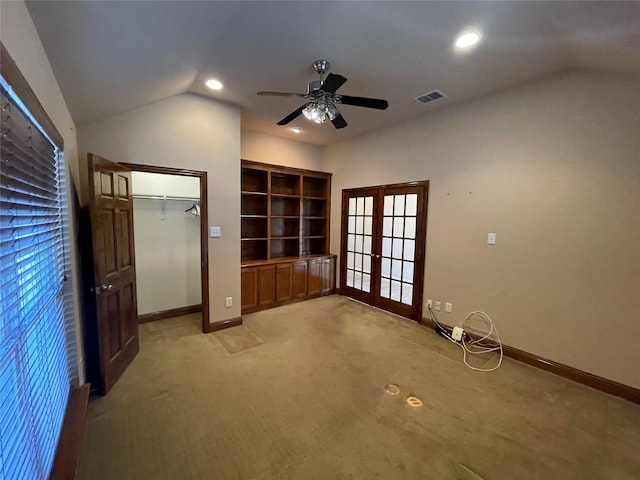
[455,31,481,50]
[205,79,223,90]
[291,127,303,134]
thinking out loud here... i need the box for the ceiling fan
[257,60,389,129]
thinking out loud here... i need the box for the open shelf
[271,238,299,258]
[241,239,268,261]
[302,198,327,218]
[242,194,268,216]
[303,176,328,198]
[271,196,300,217]
[242,167,268,193]
[242,217,268,238]
[271,172,300,196]
[302,217,327,237]
[271,217,299,237]
[301,237,327,256]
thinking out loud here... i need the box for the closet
[131,171,202,321]
[241,160,335,313]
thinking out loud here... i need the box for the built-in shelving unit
[241,160,334,314]
[241,160,331,263]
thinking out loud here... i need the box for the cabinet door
[257,265,276,306]
[308,259,322,296]
[276,263,293,302]
[292,261,308,298]
[321,257,336,295]
[241,268,258,309]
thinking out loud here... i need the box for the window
[0,75,74,478]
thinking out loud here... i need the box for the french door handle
[101,284,113,292]
[369,253,381,259]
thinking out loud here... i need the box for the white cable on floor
[428,307,503,372]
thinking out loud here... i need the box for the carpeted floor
[77,295,640,480]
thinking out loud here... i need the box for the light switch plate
[445,302,453,313]
[487,233,496,245]
[210,226,221,238]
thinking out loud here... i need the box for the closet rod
[132,194,199,201]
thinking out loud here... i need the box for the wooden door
[340,182,429,321]
[339,188,378,305]
[88,153,139,393]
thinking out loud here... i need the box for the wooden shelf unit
[241,160,334,313]
[241,160,332,263]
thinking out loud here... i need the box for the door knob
[101,284,113,292]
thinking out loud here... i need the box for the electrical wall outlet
[445,302,453,313]
[225,297,232,308]
[434,301,441,311]
[426,299,433,309]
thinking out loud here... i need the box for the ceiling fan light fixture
[326,103,338,121]
[303,102,327,124]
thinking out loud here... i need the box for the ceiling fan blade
[321,73,347,93]
[277,104,307,125]
[338,95,389,110]
[331,113,347,129]
[258,91,307,98]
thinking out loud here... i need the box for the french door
[340,182,429,321]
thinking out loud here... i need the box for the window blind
[0,82,71,479]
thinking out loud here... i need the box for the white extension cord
[429,307,504,372]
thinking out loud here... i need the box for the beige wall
[241,130,323,171]
[323,70,640,389]
[78,94,242,324]
[1,1,85,384]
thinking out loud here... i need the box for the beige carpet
[214,325,263,355]
[78,296,640,480]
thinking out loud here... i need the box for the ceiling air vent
[415,90,446,104]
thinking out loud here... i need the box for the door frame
[340,180,429,322]
[121,162,211,333]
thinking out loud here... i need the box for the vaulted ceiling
[26,1,640,145]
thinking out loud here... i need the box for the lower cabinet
[276,263,293,302]
[241,255,336,314]
[292,261,307,298]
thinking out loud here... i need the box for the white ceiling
[26,1,640,146]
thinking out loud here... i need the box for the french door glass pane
[402,283,413,305]
[346,195,374,293]
[383,217,392,236]
[405,194,418,215]
[404,217,416,239]
[380,278,390,298]
[364,217,372,235]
